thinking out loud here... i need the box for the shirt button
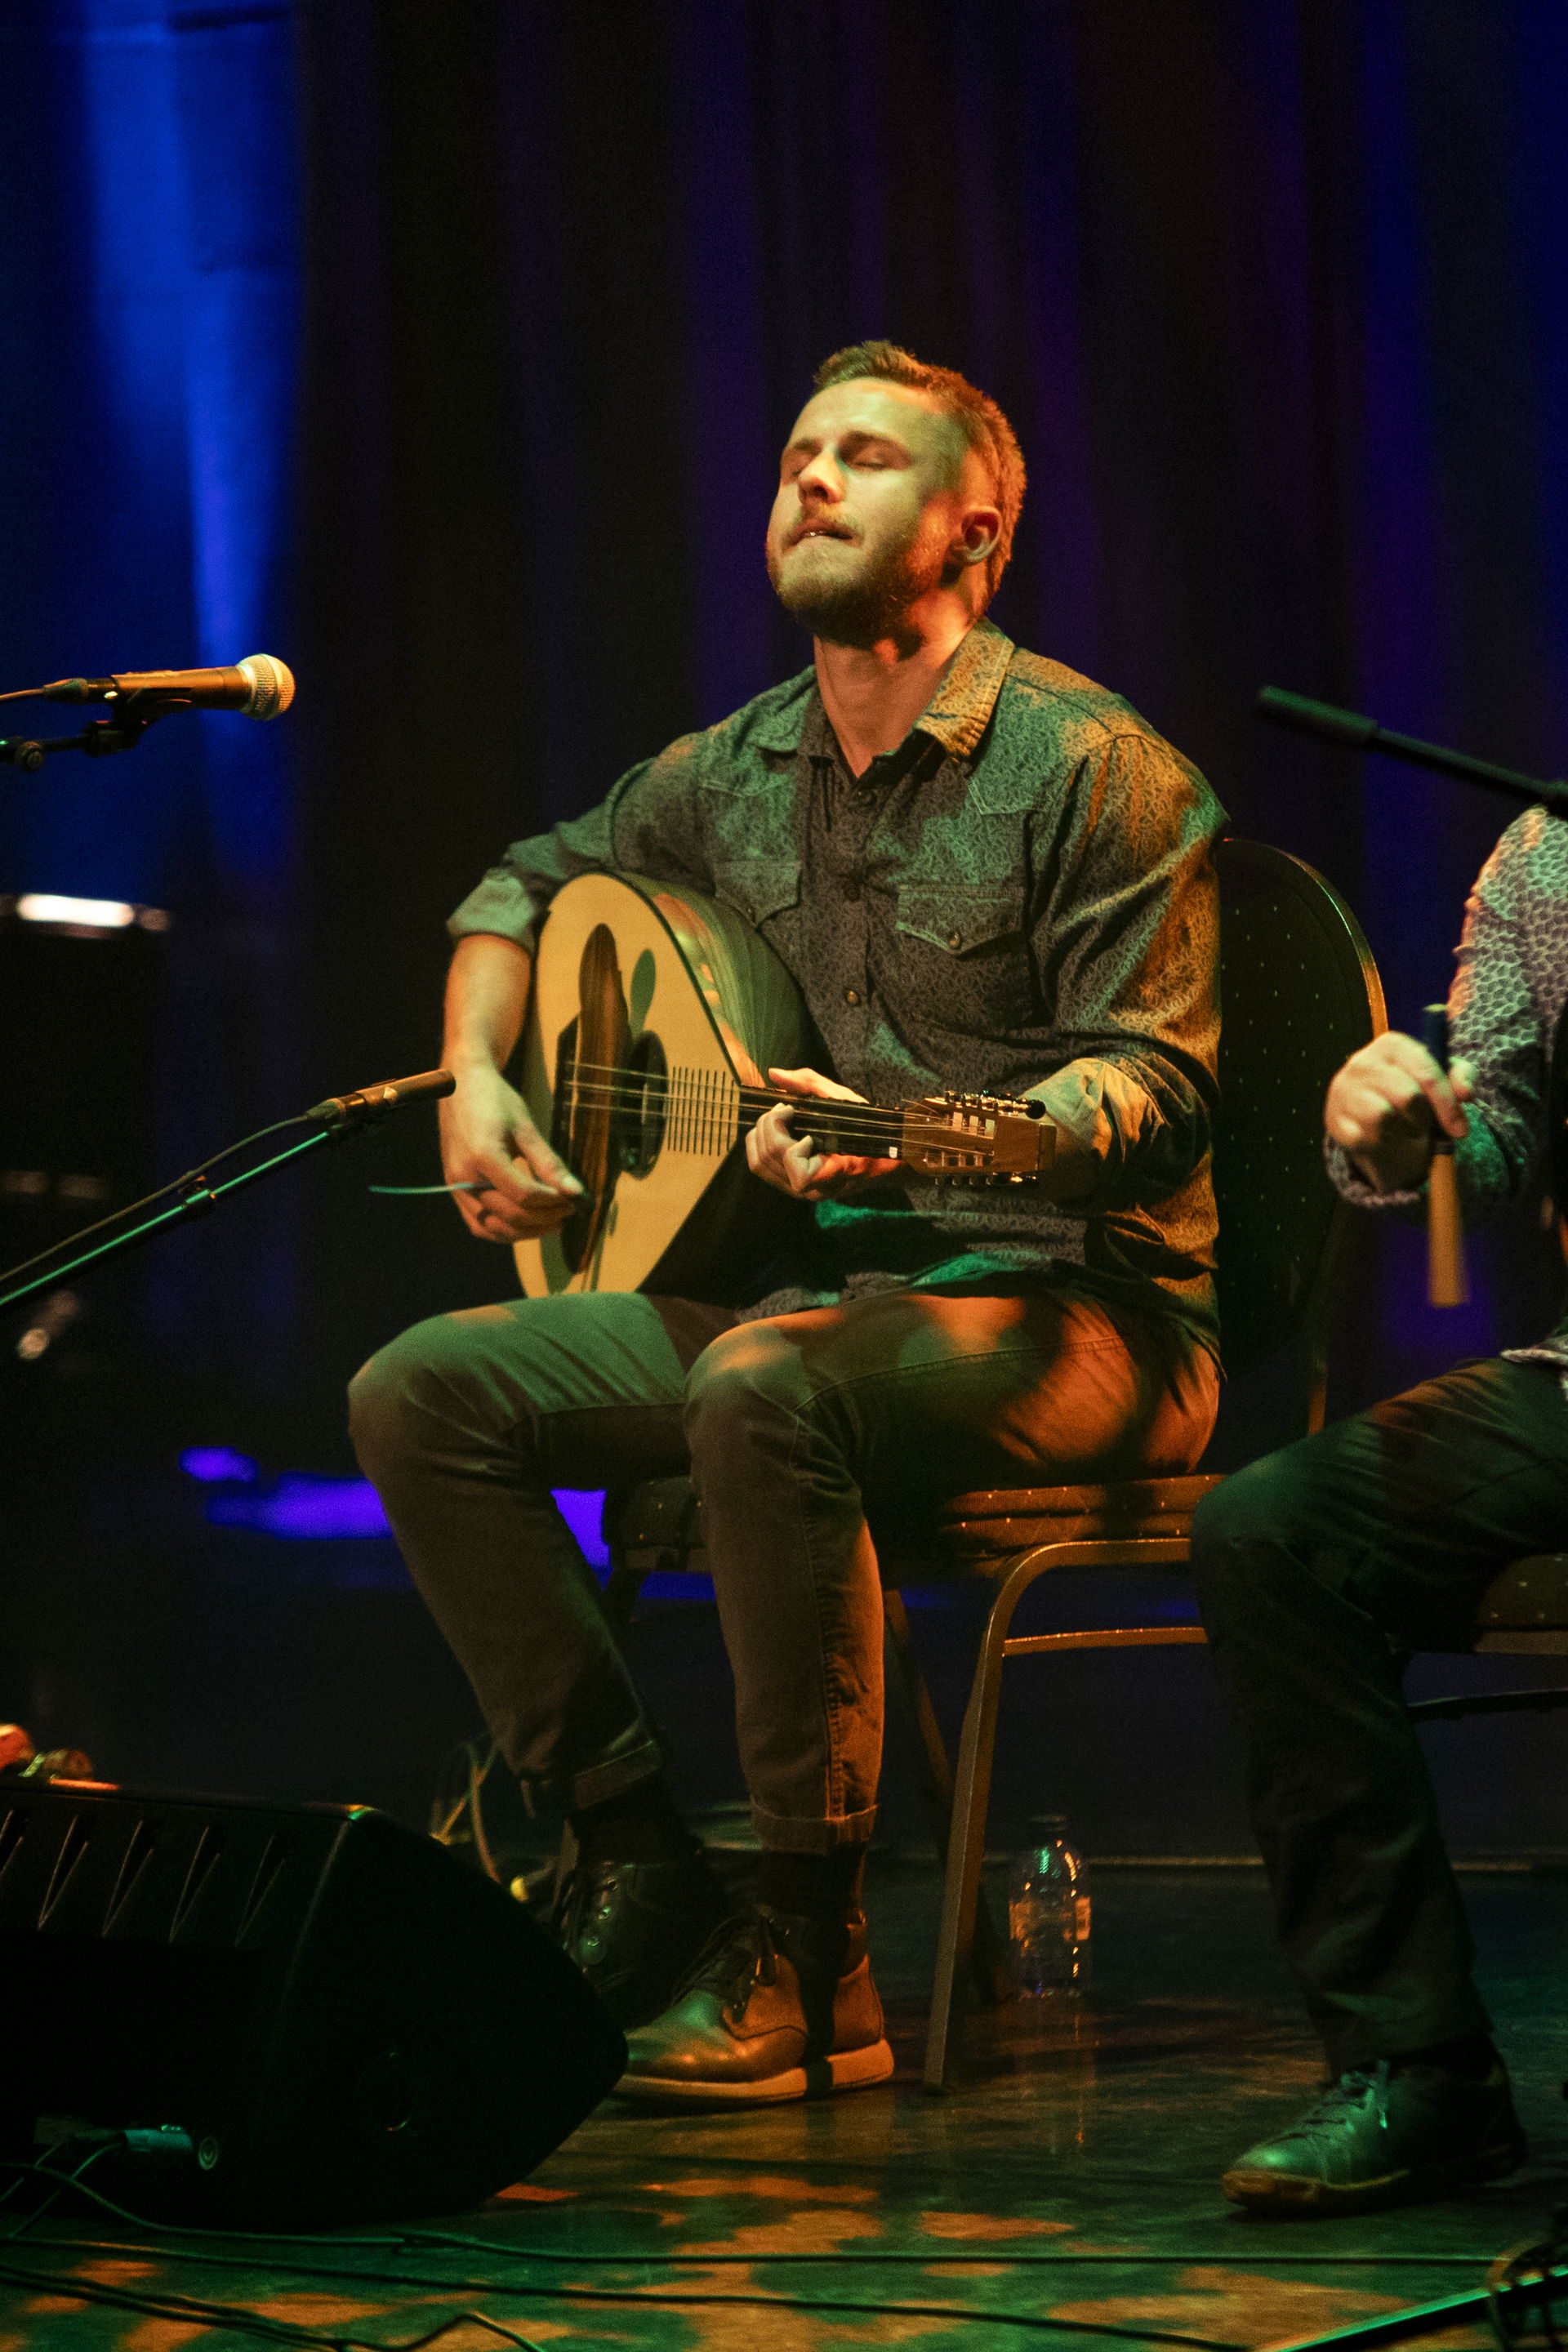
[841,880,862,902]
[844,987,862,1006]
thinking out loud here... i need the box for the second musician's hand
[1324,1031,1475,1194]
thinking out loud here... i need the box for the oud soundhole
[551,926,666,1275]
[620,1031,667,1178]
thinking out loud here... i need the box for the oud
[514,872,1055,1300]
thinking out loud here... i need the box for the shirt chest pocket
[892,882,1034,1027]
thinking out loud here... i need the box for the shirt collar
[758,617,1014,766]
[913,617,1013,760]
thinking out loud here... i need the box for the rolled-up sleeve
[448,772,640,953]
[448,733,723,952]
[1027,733,1224,1210]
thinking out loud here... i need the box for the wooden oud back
[513,871,810,1299]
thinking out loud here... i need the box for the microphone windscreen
[238,654,296,720]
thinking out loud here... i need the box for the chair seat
[609,1472,1224,1583]
[898,1475,1223,1566]
[1476,1554,1568,1642]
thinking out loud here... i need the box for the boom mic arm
[0,1070,457,1316]
[1257,686,1568,808]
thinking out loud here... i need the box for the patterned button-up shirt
[451,619,1226,1354]
[1326,804,1568,1369]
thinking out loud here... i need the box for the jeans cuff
[751,1799,879,1853]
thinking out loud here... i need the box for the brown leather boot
[615,1900,893,2105]
[551,1849,732,2029]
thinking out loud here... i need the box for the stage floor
[7,1860,1566,2350]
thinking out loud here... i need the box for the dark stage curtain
[5,0,1568,1450]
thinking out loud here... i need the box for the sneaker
[616,1900,895,2105]
[552,1849,731,2029]
[1222,2058,1527,2214]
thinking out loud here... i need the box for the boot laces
[554,1860,620,1946]
[1298,2062,1393,2136]
[674,1905,780,2007]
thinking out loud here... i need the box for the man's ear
[956,503,1002,568]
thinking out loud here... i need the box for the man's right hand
[1324,1031,1475,1194]
[439,1063,583,1245]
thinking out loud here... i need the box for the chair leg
[600,1561,648,1642]
[884,1592,1012,2007]
[923,1614,1013,2094]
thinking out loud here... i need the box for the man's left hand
[746,1067,902,1201]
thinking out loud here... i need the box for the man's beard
[767,519,952,648]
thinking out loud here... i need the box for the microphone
[40,654,296,721]
[305,1068,457,1130]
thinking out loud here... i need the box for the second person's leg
[1192,1356,1568,2210]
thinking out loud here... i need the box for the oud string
[555,1059,934,1151]
[555,1085,913,1152]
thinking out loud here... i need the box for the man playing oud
[351,342,1223,2104]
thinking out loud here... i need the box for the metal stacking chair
[1407,1569,1568,1743]
[602,837,1387,2087]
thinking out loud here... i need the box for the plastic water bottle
[1008,1816,1090,1994]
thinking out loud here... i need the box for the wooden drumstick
[1420,1003,1469,1307]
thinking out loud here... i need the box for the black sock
[569,1776,694,1866]
[758,1846,867,1922]
[1401,2032,1499,2081]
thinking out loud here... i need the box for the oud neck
[734,1084,903,1149]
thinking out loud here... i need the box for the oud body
[513,871,1055,1301]
[514,871,810,1299]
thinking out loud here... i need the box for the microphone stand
[0,1073,455,1317]
[1256,686,1568,808]
[0,1130,332,1316]
[0,692,176,773]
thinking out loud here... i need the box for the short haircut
[813,341,1025,604]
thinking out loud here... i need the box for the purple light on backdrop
[180,1446,259,1485]
[205,1474,394,1540]
[181,1452,610,1565]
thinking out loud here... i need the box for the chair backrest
[1214,837,1385,1386]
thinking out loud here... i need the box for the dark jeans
[350,1284,1217,1851]
[1192,1356,1568,2074]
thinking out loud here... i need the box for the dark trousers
[349,1284,1216,1851]
[1192,1356,1568,2074]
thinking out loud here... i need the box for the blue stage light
[179,1445,259,1485]
[178,1450,612,1568]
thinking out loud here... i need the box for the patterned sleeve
[1025,730,1225,1208]
[447,736,711,951]
[1325,815,1548,1223]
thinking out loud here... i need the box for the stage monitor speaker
[0,1779,626,2226]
